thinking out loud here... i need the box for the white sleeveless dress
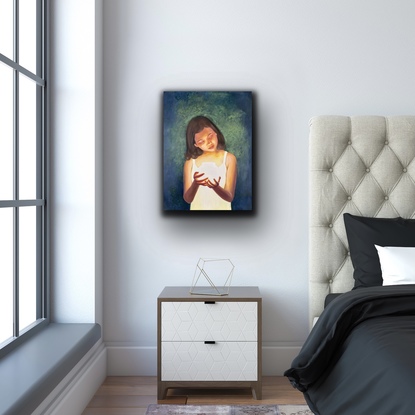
[190,151,231,210]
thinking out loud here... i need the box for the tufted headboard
[309,115,415,327]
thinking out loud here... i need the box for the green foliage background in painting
[163,91,253,211]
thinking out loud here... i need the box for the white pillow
[375,245,415,286]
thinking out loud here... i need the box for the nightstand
[157,286,262,399]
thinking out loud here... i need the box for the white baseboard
[106,343,302,377]
[31,341,301,414]
[107,344,156,376]
[262,344,302,376]
[33,341,107,415]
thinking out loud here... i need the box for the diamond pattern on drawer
[162,302,257,341]
[162,342,257,381]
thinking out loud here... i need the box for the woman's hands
[183,152,236,205]
[183,169,221,204]
[193,172,221,188]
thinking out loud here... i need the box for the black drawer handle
[204,341,216,344]
[204,301,216,304]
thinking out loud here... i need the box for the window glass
[19,206,37,332]
[0,0,14,60]
[19,73,37,200]
[0,63,14,200]
[0,208,14,345]
[19,0,37,74]
[0,0,45,355]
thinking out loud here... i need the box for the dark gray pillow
[343,213,415,289]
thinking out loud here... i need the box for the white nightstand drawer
[162,301,257,342]
[161,341,257,381]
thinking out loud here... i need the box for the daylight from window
[0,0,42,347]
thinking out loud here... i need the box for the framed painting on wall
[163,91,253,213]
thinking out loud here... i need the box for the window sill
[0,323,101,415]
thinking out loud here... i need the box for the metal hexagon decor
[190,258,234,296]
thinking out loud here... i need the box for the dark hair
[185,116,226,160]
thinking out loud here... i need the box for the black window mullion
[13,209,19,337]
[36,0,43,320]
[13,0,20,338]
[43,0,48,320]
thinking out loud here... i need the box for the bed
[285,115,415,415]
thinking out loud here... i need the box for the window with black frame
[0,0,47,356]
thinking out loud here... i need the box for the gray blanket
[285,285,415,415]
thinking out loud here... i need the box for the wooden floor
[82,376,306,415]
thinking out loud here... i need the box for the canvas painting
[163,91,253,212]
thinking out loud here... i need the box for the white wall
[102,0,415,375]
[43,0,105,412]
[50,0,103,325]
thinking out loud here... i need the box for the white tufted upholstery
[309,115,415,328]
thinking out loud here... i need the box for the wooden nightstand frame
[157,286,262,400]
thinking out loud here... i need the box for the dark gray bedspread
[285,285,415,415]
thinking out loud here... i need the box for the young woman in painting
[183,116,237,210]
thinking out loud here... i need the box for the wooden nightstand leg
[252,381,262,400]
[157,382,167,400]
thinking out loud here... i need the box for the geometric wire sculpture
[189,258,234,296]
